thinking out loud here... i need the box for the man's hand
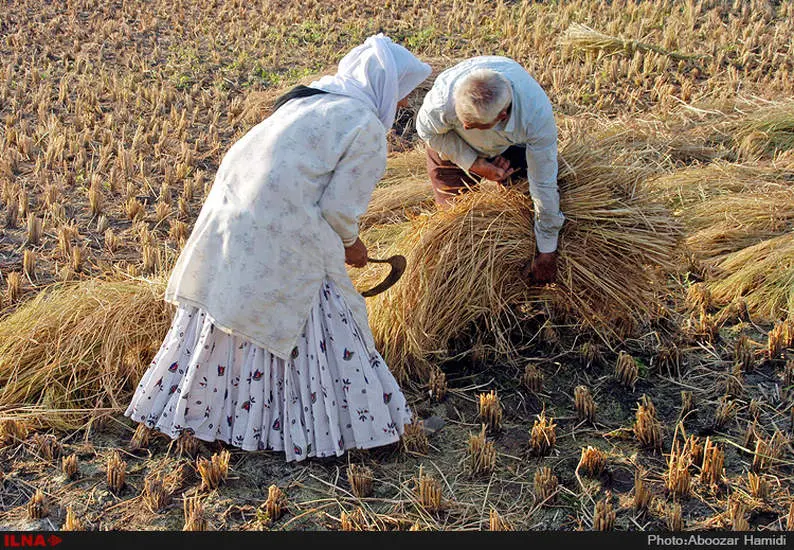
[344,237,368,268]
[470,157,517,183]
[522,251,558,285]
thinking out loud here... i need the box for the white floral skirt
[125,279,412,462]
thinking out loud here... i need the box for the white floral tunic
[165,94,387,360]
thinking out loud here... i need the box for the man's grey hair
[453,69,512,125]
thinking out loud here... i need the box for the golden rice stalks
[27,489,48,520]
[427,367,447,401]
[560,22,697,62]
[23,250,35,281]
[633,467,652,512]
[347,463,374,498]
[734,335,755,372]
[183,495,208,531]
[615,351,639,390]
[714,396,738,430]
[665,438,692,498]
[733,100,794,161]
[129,423,151,452]
[577,446,606,477]
[728,497,750,531]
[61,454,78,479]
[768,320,794,360]
[0,419,28,445]
[592,494,616,531]
[262,484,287,524]
[197,449,230,491]
[574,385,596,423]
[679,391,694,418]
[752,430,786,472]
[360,176,434,230]
[700,437,724,486]
[0,277,171,430]
[489,508,513,531]
[685,283,712,312]
[706,234,794,323]
[747,472,771,501]
[106,450,126,493]
[534,466,558,503]
[467,425,497,476]
[787,501,794,530]
[361,143,680,380]
[415,466,443,513]
[529,409,556,456]
[522,362,544,393]
[402,418,429,454]
[634,395,663,451]
[666,502,683,531]
[177,432,200,458]
[31,433,62,461]
[26,214,41,245]
[340,507,369,531]
[579,341,603,367]
[724,364,744,399]
[478,389,503,433]
[6,271,22,304]
[743,419,758,450]
[63,505,84,531]
[142,472,172,513]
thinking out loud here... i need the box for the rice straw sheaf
[359,143,682,381]
[683,188,794,262]
[0,277,171,430]
[559,22,700,62]
[706,233,794,322]
[733,100,794,161]
[647,162,794,210]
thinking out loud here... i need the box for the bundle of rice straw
[0,277,171,430]
[559,22,699,62]
[646,161,794,321]
[360,147,434,230]
[733,100,794,161]
[357,142,682,381]
[706,233,794,322]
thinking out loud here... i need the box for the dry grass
[529,409,557,457]
[577,446,607,477]
[534,466,558,504]
[634,395,663,452]
[522,362,544,393]
[477,389,503,433]
[197,449,230,491]
[347,464,374,498]
[0,276,171,429]
[27,489,48,520]
[106,450,126,493]
[574,385,597,423]
[466,425,497,477]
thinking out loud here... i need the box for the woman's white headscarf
[310,34,431,130]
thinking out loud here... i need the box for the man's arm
[416,100,479,171]
[525,119,564,255]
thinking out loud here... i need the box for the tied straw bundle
[355,141,682,382]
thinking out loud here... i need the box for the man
[416,56,563,284]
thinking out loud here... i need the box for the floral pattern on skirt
[125,279,412,462]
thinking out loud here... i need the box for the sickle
[358,255,407,298]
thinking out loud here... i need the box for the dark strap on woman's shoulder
[271,85,328,113]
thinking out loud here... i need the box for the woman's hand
[344,237,368,268]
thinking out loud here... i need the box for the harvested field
[1,0,793,534]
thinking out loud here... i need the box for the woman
[125,35,431,461]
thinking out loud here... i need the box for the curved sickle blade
[359,255,407,298]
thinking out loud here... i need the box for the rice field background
[1,0,794,532]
